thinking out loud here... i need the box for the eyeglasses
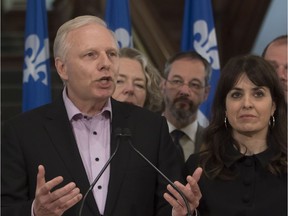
[166,79,205,90]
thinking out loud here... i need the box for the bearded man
[162,51,211,161]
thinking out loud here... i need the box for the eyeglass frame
[165,78,207,91]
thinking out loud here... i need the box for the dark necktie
[171,130,185,161]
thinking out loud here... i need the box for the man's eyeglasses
[166,79,205,90]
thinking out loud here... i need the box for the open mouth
[99,76,112,82]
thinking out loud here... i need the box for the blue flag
[105,0,133,48]
[22,0,51,112]
[181,0,220,127]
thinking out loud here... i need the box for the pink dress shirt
[63,89,112,215]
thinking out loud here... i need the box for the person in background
[112,47,164,113]
[165,54,287,216]
[1,15,202,216]
[262,35,287,102]
[161,51,211,161]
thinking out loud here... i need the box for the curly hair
[119,48,164,112]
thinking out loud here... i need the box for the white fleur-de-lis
[193,20,220,70]
[23,34,50,85]
[114,28,132,48]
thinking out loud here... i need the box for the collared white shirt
[167,120,198,161]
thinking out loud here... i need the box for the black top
[185,142,287,216]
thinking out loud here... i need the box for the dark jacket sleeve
[1,119,35,216]
[184,153,200,178]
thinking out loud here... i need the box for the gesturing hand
[164,167,203,216]
[33,165,83,216]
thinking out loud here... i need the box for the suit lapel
[195,123,204,153]
[43,97,100,215]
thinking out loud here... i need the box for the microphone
[119,128,193,216]
[78,128,122,216]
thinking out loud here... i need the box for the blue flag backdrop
[22,0,51,112]
[105,0,133,48]
[181,0,220,127]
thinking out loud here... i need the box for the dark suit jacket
[194,123,205,153]
[1,97,184,216]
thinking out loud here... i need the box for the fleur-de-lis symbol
[23,34,50,85]
[193,20,220,70]
[114,28,132,48]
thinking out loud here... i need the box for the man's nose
[178,83,191,96]
[97,53,111,71]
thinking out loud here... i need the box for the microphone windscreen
[122,128,132,137]
[114,128,123,136]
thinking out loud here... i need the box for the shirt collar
[62,88,112,121]
[167,120,198,142]
[223,137,277,168]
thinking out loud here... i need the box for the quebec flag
[181,0,220,127]
[22,0,51,112]
[105,0,133,48]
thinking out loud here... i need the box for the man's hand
[33,165,83,216]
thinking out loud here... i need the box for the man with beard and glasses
[161,51,211,161]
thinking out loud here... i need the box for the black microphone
[120,128,193,216]
[78,128,122,216]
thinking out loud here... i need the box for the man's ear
[160,78,166,94]
[55,57,68,81]
[203,85,211,101]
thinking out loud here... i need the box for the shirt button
[95,157,99,161]
[98,185,102,189]
[93,131,97,135]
